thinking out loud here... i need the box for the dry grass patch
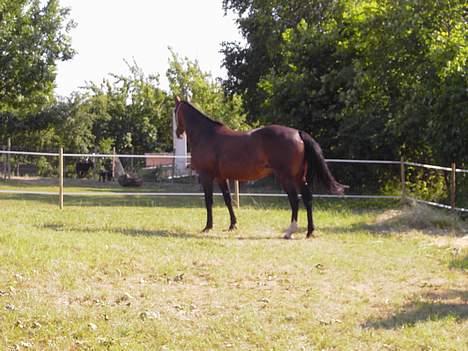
[373,202,467,236]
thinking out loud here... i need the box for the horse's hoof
[228,224,237,231]
[201,226,212,233]
[283,221,298,240]
[306,232,316,239]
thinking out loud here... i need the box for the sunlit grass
[0,189,466,350]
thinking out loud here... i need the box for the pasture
[0,187,467,350]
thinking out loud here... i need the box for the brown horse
[174,97,345,239]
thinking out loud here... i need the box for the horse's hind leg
[218,179,237,230]
[284,184,299,239]
[200,175,214,232]
[300,183,315,238]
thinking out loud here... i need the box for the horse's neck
[185,108,218,141]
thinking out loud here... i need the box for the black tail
[299,130,345,195]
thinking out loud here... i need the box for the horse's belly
[218,161,272,181]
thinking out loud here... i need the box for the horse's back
[252,125,304,157]
[214,125,305,182]
[251,125,300,141]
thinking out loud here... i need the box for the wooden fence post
[112,147,116,182]
[400,157,406,202]
[2,144,5,179]
[59,147,64,209]
[234,180,240,209]
[7,137,11,180]
[171,153,175,181]
[450,162,456,209]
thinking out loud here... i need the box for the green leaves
[0,0,75,113]
[167,49,249,130]
[223,0,467,166]
[79,60,173,154]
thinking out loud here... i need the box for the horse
[98,159,113,182]
[99,169,113,182]
[174,97,345,239]
[76,158,94,178]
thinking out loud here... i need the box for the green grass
[0,183,467,350]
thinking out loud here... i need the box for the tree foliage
[0,0,75,113]
[222,0,467,166]
[0,0,75,151]
[2,0,466,181]
[69,61,173,154]
[167,49,249,131]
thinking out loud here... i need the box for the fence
[0,149,467,213]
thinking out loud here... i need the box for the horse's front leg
[200,175,214,232]
[218,179,237,230]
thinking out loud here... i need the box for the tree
[221,0,341,120]
[340,0,467,165]
[80,60,173,154]
[0,0,75,114]
[167,49,249,131]
[222,0,467,166]
[53,95,96,153]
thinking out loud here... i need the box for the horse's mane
[184,101,224,127]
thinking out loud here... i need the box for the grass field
[0,183,467,350]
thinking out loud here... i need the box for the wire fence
[0,149,466,212]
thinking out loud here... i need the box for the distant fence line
[0,149,466,213]
[1,150,467,173]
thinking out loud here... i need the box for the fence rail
[0,150,190,159]
[0,149,466,212]
[405,161,468,173]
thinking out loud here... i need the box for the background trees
[79,61,173,154]
[0,0,75,151]
[222,0,467,166]
[0,0,75,113]
[167,49,249,131]
[1,0,466,173]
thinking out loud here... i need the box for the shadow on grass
[40,223,283,241]
[42,223,200,240]
[0,183,400,210]
[364,289,468,329]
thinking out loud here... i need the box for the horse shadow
[40,223,282,241]
[363,289,468,329]
[42,223,199,240]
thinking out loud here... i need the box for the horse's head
[174,96,185,138]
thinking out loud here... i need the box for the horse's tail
[299,130,345,195]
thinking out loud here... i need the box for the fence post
[450,162,456,209]
[2,144,5,179]
[400,157,406,202]
[234,180,240,209]
[171,153,175,181]
[7,137,11,180]
[112,147,116,182]
[59,147,64,209]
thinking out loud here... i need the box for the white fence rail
[0,149,466,212]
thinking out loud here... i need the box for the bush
[36,156,56,177]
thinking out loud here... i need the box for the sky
[54,0,243,97]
